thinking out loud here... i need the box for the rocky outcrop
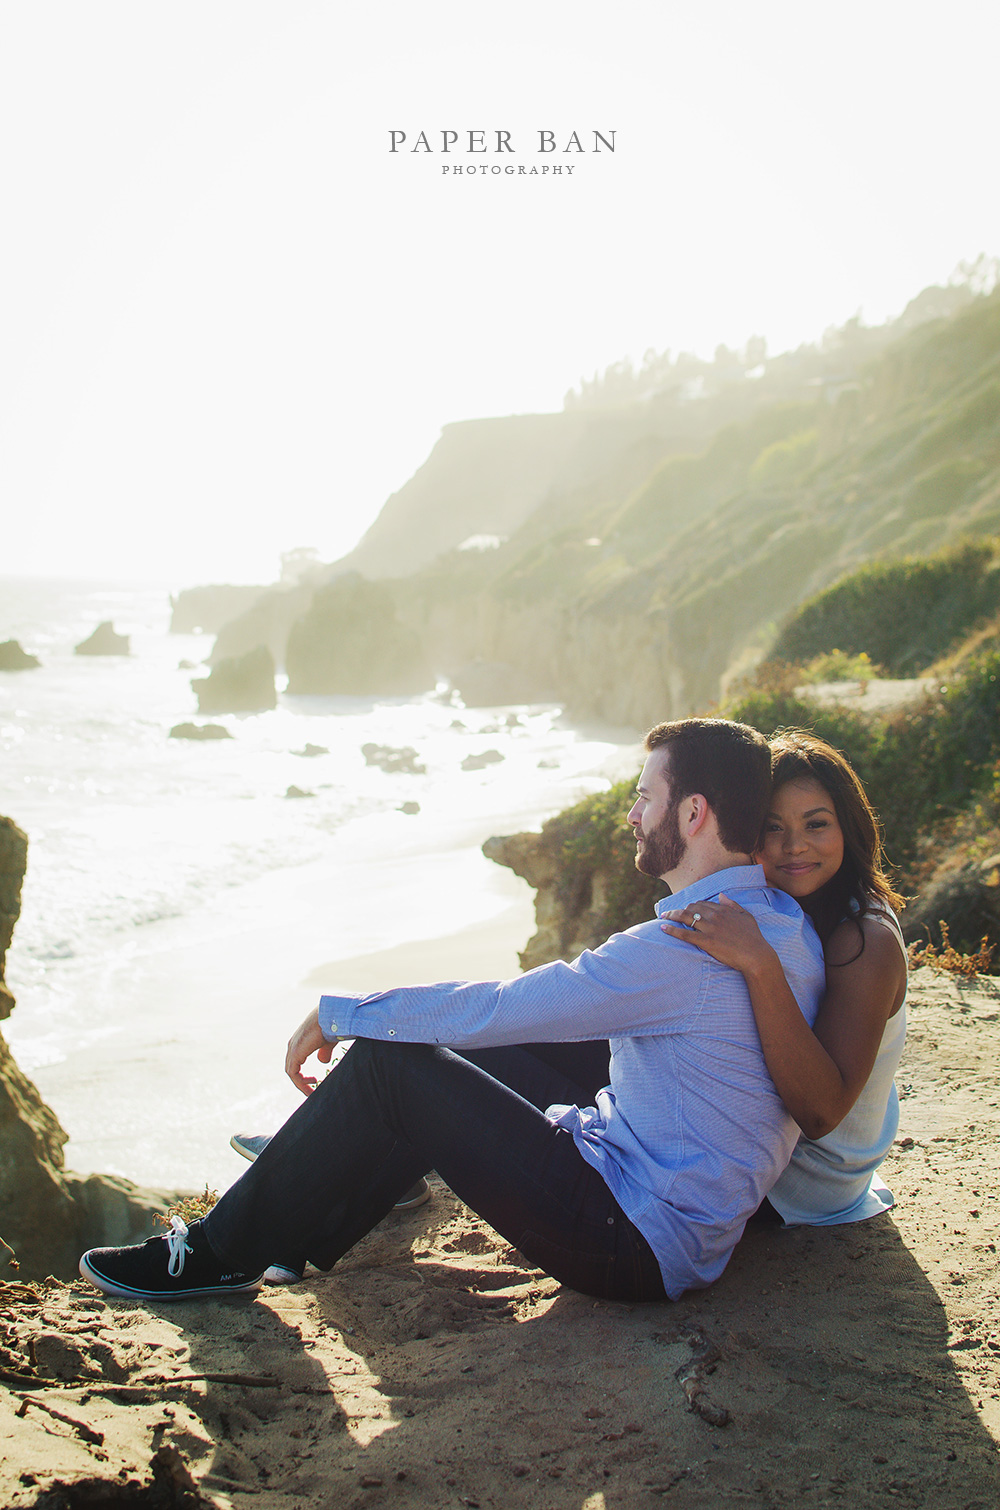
[286,576,431,697]
[0,818,29,1021]
[483,828,659,971]
[0,816,173,1281]
[75,622,130,656]
[191,645,277,714]
[483,830,619,969]
[169,583,268,634]
[0,640,40,671]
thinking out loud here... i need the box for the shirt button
[388,1029,396,1036]
[607,1216,615,1225]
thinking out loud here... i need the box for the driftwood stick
[157,1371,283,1388]
[14,1394,105,1446]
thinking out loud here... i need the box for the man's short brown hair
[644,718,770,855]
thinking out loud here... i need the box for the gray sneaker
[230,1132,431,1210]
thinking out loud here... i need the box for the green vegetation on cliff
[497,532,1000,969]
[263,280,1000,724]
[771,541,1000,675]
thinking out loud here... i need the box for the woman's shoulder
[825,907,907,971]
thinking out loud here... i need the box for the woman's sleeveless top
[767,907,907,1226]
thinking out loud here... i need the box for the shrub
[799,649,882,684]
[772,540,1000,676]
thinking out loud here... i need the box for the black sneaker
[79,1216,263,1301]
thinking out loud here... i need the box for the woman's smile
[759,776,845,898]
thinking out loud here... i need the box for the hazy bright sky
[2,1,999,586]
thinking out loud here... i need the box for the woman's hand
[660,893,775,975]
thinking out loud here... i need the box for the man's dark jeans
[203,1038,667,1303]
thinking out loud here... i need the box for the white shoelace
[165,1215,193,1277]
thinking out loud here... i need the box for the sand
[2,964,999,1509]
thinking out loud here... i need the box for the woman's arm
[660,899,906,1140]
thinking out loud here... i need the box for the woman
[660,729,908,1225]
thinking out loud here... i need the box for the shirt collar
[654,864,767,917]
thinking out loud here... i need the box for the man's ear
[683,793,711,837]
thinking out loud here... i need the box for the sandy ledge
[2,965,999,1509]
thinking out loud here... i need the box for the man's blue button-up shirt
[319,864,824,1298]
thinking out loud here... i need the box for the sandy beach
[2,962,998,1509]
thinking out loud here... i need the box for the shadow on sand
[92,1192,999,1509]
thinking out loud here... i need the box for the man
[81,718,824,1305]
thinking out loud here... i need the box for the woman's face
[759,776,845,900]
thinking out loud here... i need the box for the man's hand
[285,1007,337,1095]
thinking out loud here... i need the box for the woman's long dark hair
[767,730,904,950]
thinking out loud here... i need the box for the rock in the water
[461,749,504,771]
[362,742,426,775]
[75,621,130,656]
[398,801,421,815]
[169,722,232,740]
[0,639,40,671]
[191,644,277,714]
[285,785,314,799]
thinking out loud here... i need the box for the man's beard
[634,800,686,878]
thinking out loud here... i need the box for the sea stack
[0,639,41,670]
[191,644,277,713]
[75,621,130,656]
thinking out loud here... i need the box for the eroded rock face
[0,815,173,1281]
[75,621,130,656]
[285,575,431,697]
[191,644,277,714]
[483,830,618,971]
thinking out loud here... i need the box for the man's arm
[306,922,708,1065]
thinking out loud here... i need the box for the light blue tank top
[768,908,907,1226]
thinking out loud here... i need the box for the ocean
[0,579,640,1195]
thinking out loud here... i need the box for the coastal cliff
[207,285,1000,727]
[0,817,173,1281]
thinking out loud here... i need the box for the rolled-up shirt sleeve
[318,921,708,1048]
